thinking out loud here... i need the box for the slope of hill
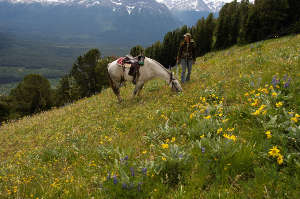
[0,35,299,198]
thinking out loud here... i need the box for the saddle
[117,55,145,84]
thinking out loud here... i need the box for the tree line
[1,0,299,124]
[135,0,299,67]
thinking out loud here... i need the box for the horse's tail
[107,64,120,96]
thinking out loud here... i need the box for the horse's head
[169,72,183,92]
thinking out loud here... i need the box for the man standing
[177,33,196,83]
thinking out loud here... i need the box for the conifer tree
[130,45,144,57]
[70,49,101,97]
[10,74,52,116]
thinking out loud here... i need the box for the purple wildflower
[178,154,183,159]
[271,76,280,87]
[113,175,118,184]
[141,167,147,176]
[121,156,129,165]
[201,147,205,153]
[284,78,291,88]
[130,167,135,177]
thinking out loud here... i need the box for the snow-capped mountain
[0,0,170,15]
[156,0,210,12]
[203,0,231,12]
[156,0,254,13]
[0,0,180,45]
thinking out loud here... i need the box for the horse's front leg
[132,81,144,98]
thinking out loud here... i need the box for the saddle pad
[117,57,125,66]
[117,57,131,68]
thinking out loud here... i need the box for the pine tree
[95,56,114,92]
[0,97,9,123]
[10,74,52,116]
[70,49,101,98]
[130,45,144,57]
[238,0,251,44]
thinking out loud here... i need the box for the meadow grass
[0,35,299,198]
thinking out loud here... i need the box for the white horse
[107,57,182,102]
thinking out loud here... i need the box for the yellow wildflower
[265,131,272,139]
[204,115,211,119]
[244,92,249,97]
[261,88,269,94]
[223,133,230,139]
[276,102,283,108]
[222,134,236,141]
[272,92,277,97]
[277,154,284,165]
[268,146,280,157]
[258,104,266,111]
[230,135,237,142]
[166,138,170,143]
[142,150,147,154]
[227,128,235,132]
[200,134,205,139]
[161,157,166,161]
[291,117,298,123]
[171,137,176,143]
[251,99,259,106]
[189,113,194,119]
[217,128,223,134]
[295,114,300,118]
[13,186,17,193]
[161,143,169,149]
[222,119,229,123]
[251,109,260,115]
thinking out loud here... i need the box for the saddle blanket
[117,57,131,68]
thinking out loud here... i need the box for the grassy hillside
[0,35,299,198]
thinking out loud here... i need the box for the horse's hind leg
[108,74,122,102]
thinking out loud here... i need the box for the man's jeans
[181,59,193,83]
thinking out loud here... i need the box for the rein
[150,58,176,85]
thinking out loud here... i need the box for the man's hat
[184,33,192,37]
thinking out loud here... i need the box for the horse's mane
[148,58,171,75]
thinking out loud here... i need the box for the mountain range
[0,0,237,46]
[0,0,240,86]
